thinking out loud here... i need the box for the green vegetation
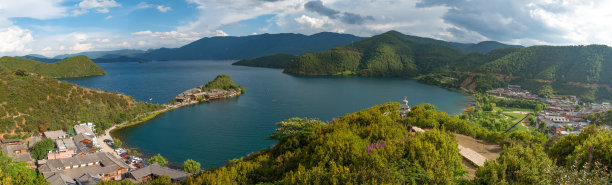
[31,138,55,160]
[202,74,245,93]
[0,71,163,136]
[0,55,106,78]
[184,103,466,184]
[585,109,612,126]
[464,94,546,133]
[183,159,201,173]
[0,152,48,185]
[232,54,297,68]
[149,154,168,167]
[474,144,554,184]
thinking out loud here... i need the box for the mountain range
[24,31,520,62]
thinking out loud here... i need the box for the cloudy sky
[1,0,611,57]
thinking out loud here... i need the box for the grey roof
[46,173,76,185]
[1,144,32,162]
[2,144,28,152]
[74,133,93,143]
[44,130,66,140]
[129,163,189,181]
[73,125,94,136]
[39,152,129,179]
[56,138,77,151]
[1,138,23,144]
[75,173,100,185]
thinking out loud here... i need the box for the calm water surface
[65,60,472,168]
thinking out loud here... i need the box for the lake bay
[65,60,472,168]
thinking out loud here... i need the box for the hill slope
[284,30,465,77]
[0,55,106,78]
[0,72,162,137]
[138,32,364,60]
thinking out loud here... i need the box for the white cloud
[96,8,110,13]
[72,43,93,52]
[74,0,120,15]
[214,30,228,36]
[294,15,327,29]
[78,0,120,9]
[156,5,172,13]
[137,2,154,9]
[0,26,34,53]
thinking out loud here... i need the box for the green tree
[0,152,48,185]
[148,154,168,167]
[31,138,55,160]
[142,175,171,185]
[473,144,553,184]
[183,159,201,173]
[112,138,122,148]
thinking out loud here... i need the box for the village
[486,85,612,136]
[1,122,190,185]
[173,86,241,105]
[0,85,245,185]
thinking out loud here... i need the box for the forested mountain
[136,32,364,60]
[0,55,106,78]
[282,30,612,101]
[284,30,465,76]
[232,54,297,68]
[0,71,162,138]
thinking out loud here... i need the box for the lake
[65,60,472,168]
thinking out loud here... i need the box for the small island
[172,74,244,106]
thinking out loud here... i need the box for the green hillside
[284,31,464,77]
[469,45,612,100]
[0,55,106,78]
[0,71,162,138]
[284,30,612,101]
[202,74,245,93]
[232,54,298,68]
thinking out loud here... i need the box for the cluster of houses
[487,85,612,135]
[1,122,190,185]
[174,86,241,104]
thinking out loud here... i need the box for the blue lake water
[65,60,472,168]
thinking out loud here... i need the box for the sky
[1,0,612,57]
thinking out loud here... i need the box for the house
[1,138,23,145]
[508,85,521,91]
[38,152,129,185]
[127,163,189,183]
[48,139,77,160]
[74,124,94,136]
[1,144,33,163]
[44,130,67,140]
[74,134,95,155]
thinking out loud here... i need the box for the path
[455,134,502,179]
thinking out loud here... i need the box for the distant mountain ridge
[136,32,365,60]
[52,49,146,59]
[0,55,106,78]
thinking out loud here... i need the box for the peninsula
[172,74,244,106]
